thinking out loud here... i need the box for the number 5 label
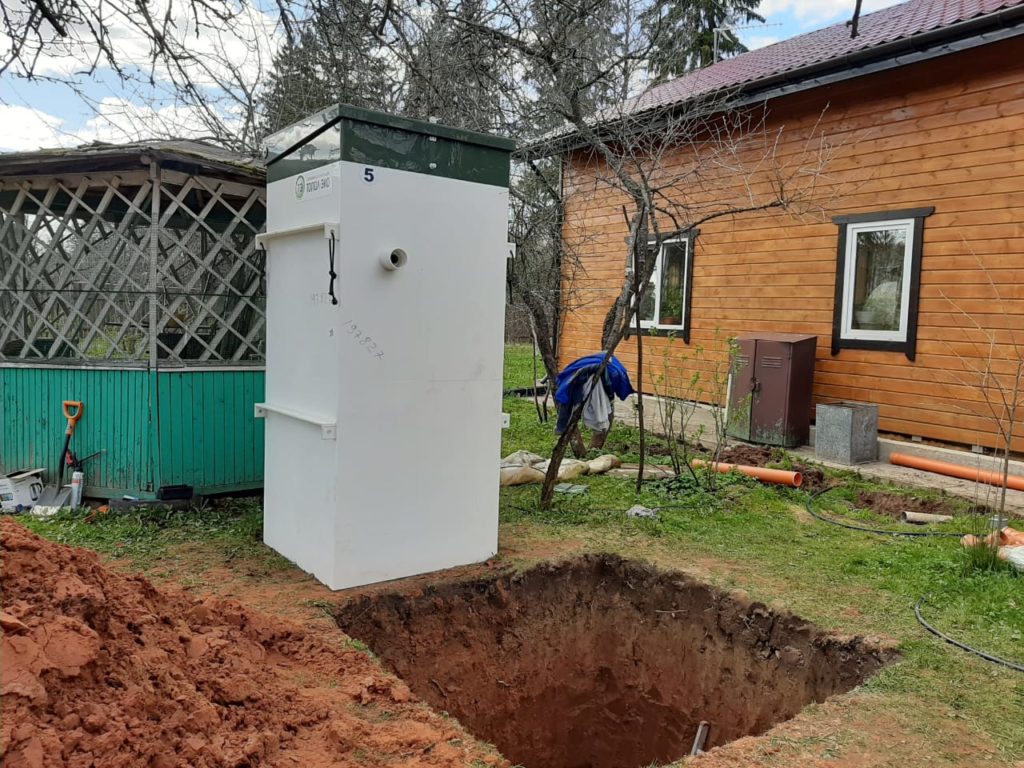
[363,167,375,183]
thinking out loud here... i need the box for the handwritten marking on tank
[343,320,385,359]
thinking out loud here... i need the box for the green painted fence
[156,369,265,494]
[0,366,264,498]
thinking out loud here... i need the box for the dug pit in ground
[337,554,896,768]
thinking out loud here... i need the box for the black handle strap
[328,231,339,306]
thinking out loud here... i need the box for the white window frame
[839,218,916,343]
[639,237,689,331]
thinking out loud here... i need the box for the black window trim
[830,207,934,361]
[628,228,699,343]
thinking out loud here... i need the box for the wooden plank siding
[0,367,152,497]
[559,38,1024,452]
[156,369,265,495]
[0,367,265,498]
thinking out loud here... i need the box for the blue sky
[0,0,901,152]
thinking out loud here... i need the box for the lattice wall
[0,167,266,364]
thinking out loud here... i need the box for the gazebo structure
[0,141,267,499]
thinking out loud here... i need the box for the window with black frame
[635,232,697,342]
[831,207,933,361]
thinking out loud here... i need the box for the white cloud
[759,0,900,27]
[746,35,781,50]
[0,99,239,152]
[0,0,282,91]
[0,106,73,151]
[0,0,277,153]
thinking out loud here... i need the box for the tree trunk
[540,424,573,507]
[514,282,560,386]
[539,349,622,507]
[602,284,632,349]
[541,205,650,507]
[634,253,645,494]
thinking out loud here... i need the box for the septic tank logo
[294,175,305,200]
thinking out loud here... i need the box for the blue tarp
[554,354,634,406]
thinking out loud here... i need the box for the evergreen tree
[258,2,395,137]
[644,0,764,80]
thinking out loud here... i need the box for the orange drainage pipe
[890,452,1024,492]
[691,459,803,488]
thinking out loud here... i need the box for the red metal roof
[632,0,1024,112]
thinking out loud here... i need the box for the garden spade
[34,401,84,515]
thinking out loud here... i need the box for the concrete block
[815,402,878,465]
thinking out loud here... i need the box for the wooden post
[148,159,161,493]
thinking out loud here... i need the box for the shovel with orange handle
[57,401,84,486]
[34,401,84,512]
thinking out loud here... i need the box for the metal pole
[690,721,710,755]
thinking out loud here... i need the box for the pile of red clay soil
[0,519,503,768]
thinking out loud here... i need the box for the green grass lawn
[15,345,1024,765]
[20,498,291,578]
[503,342,540,391]
[497,393,1023,763]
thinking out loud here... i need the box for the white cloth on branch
[581,377,613,432]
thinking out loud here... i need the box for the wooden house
[558,0,1024,452]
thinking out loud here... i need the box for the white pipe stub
[381,248,408,271]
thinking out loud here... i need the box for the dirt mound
[337,555,896,768]
[716,446,829,493]
[606,438,678,458]
[854,491,985,520]
[717,445,777,467]
[0,519,500,768]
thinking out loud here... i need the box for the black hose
[805,487,969,538]
[505,502,694,518]
[915,594,1024,673]
[502,385,548,398]
[807,488,1023,672]
[511,488,972,535]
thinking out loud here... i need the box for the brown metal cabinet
[726,333,817,448]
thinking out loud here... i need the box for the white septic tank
[256,105,513,589]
